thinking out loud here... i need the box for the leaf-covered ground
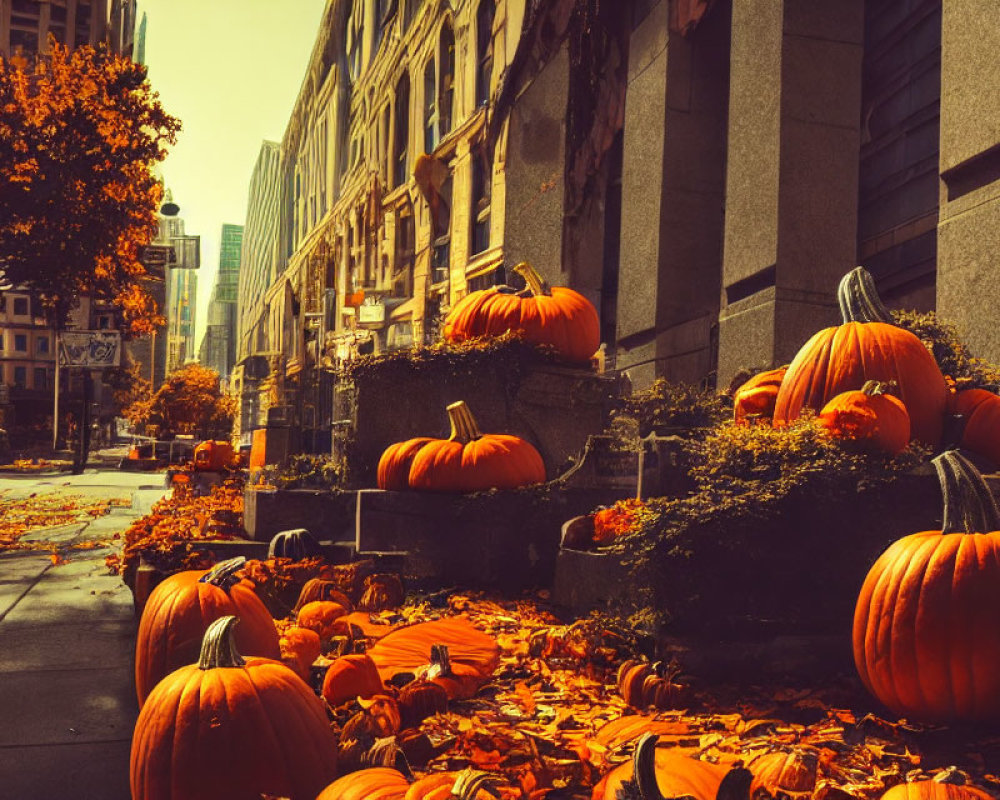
[0,489,129,551]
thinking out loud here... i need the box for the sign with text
[57,331,122,368]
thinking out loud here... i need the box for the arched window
[346,0,363,88]
[475,0,495,107]
[439,21,455,135]
[424,58,437,153]
[471,143,492,254]
[393,73,411,188]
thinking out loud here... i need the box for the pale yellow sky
[140,0,327,344]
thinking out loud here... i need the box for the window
[13,296,28,316]
[393,73,411,188]
[439,23,455,136]
[37,336,49,354]
[375,0,393,53]
[471,143,493,254]
[431,171,453,284]
[394,203,416,298]
[424,58,437,153]
[347,1,363,87]
[14,334,27,352]
[0,296,6,312]
[404,0,421,30]
[13,366,26,388]
[381,105,391,183]
[95,315,112,330]
[476,0,496,107]
[34,368,47,391]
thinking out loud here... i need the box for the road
[0,469,168,800]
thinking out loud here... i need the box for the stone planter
[243,487,356,542]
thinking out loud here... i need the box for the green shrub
[893,310,1000,390]
[608,379,731,451]
[269,454,345,490]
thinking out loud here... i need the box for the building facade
[0,0,136,60]
[198,223,243,384]
[162,212,200,374]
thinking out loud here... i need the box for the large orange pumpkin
[773,267,948,446]
[444,261,600,364]
[322,653,385,707]
[733,367,787,425]
[950,389,1000,466]
[854,450,1000,721]
[378,437,434,490]
[817,380,911,455]
[316,767,411,800]
[134,556,280,706]
[379,401,546,492]
[879,770,996,800]
[405,768,508,800]
[130,616,338,800]
[594,733,751,800]
[749,748,819,797]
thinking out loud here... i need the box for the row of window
[0,295,32,317]
[0,334,49,354]
[4,366,52,391]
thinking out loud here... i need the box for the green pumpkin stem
[861,380,894,397]
[630,733,665,800]
[198,615,246,670]
[451,768,504,800]
[837,267,893,324]
[429,643,453,677]
[447,401,482,443]
[933,768,971,786]
[199,556,247,588]
[934,451,1000,535]
[511,261,552,297]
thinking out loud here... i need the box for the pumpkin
[134,556,280,706]
[589,716,692,760]
[879,769,995,800]
[280,625,322,682]
[749,748,819,797]
[316,767,411,800]
[130,616,338,800]
[593,499,647,544]
[733,367,787,425]
[378,437,435,490]
[444,261,600,364]
[401,401,546,492]
[817,380,911,455]
[773,267,949,446]
[616,659,690,711]
[322,653,385,706]
[338,698,405,774]
[398,678,449,728]
[368,617,500,699]
[296,600,348,640]
[359,573,405,611]
[594,733,752,800]
[853,450,1000,721]
[294,577,354,613]
[950,389,1000,466]
[405,768,507,800]
[267,527,323,560]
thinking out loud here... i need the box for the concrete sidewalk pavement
[0,471,168,800]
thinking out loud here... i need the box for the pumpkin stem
[861,380,895,397]
[837,267,893,324]
[198,615,246,670]
[934,450,1000,535]
[622,733,665,800]
[511,261,552,297]
[198,556,247,589]
[429,643,453,677]
[451,768,504,799]
[362,736,413,777]
[447,401,483,443]
[933,768,971,786]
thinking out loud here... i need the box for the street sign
[57,331,122,368]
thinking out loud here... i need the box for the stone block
[781,36,863,130]
[716,289,778,384]
[552,548,630,614]
[243,487,356,542]
[782,0,864,45]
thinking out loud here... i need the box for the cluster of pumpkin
[732,267,1000,463]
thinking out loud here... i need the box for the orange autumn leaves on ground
[0,490,125,551]
[0,40,179,332]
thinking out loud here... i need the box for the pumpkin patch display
[749,748,819,797]
[405,768,508,800]
[377,401,545,492]
[733,367,787,425]
[359,573,405,611]
[398,677,450,728]
[950,388,1000,466]
[853,450,1000,721]
[817,381,911,455]
[293,577,354,613]
[279,625,322,682]
[616,659,690,711]
[443,261,600,364]
[321,653,385,707]
[773,267,949,446]
[130,616,338,800]
[295,599,348,640]
[134,556,280,706]
[879,770,996,800]
[316,767,411,800]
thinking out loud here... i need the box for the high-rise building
[198,224,243,383]
[160,212,200,374]
[0,0,137,60]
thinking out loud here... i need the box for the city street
[0,469,167,800]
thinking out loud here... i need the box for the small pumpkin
[950,388,1000,466]
[616,659,690,711]
[359,573,405,612]
[280,625,322,682]
[322,653,385,707]
[405,768,507,800]
[854,450,1000,721]
[879,769,995,800]
[398,678,449,728]
[316,767,411,800]
[749,748,819,797]
[444,261,601,364]
[130,616,338,800]
[294,577,354,613]
[817,380,911,454]
[773,267,949,446]
[338,698,404,773]
[296,599,348,640]
[733,367,787,425]
[134,556,280,706]
[379,401,546,492]
[594,733,752,800]
[593,499,647,544]
[267,527,323,560]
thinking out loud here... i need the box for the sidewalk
[0,471,167,800]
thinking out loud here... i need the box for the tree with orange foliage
[0,40,180,333]
[136,363,235,440]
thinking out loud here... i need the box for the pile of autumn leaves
[129,555,1000,800]
[0,489,125,552]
